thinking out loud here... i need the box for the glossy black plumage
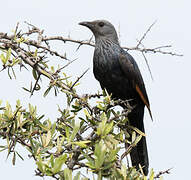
[79,20,151,175]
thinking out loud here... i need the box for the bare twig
[136,20,157,48]
[124,46,183,56]
[154,168,172,179]
[142,52,154,81]
[15,22,20,35]
[84,93,103,99]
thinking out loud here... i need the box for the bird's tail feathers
[126,105,149,175]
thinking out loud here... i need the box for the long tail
[126,104,149,175]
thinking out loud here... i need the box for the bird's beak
[79,21,94,29]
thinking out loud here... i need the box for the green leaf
[0,146,8,152]
[12,151,16,165]
[56,136,65,153]
[69,122,80,142]
[97,113,107,136]
[129,125,146,136]
[97,103,105,111]
[132,131,136,142]
[104,121,113,135]
[72,140,91,148]
[32,69,38,80]
[96,113,113,138]
[73,172,80,180]
[83,152,95,169]
[11,67,16,79]
[36,157,45,173]
[44,130,51,147]
[133,135,142,146]
[83,109,91,119]
[41,69,51,78]
[94,140,106,168]
[29,137,35,154]
[16,37,25,43]
[15,151,24,161]
[6,48,11,62]
[63,168,72,180]
[65,126,70,139]
[51,122,56,136]
[11,58,20,66]
[22,87,31,93]
[44,86,52,97]
[34,49,38,57]
[106,147,120,163]
[98,171,102,180]
[52,154,67,174]
[149,168,155,180]
[50,154,54,168]
[51,66,55,73]
[1,53,7,64]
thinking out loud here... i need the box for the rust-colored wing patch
[135,84,153,121]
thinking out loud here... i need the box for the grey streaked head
[79,20,119,44]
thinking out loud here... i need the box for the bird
[79,20,152,175]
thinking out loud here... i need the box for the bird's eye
[98,22,104,27]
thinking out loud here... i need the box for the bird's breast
[93,48,133,99]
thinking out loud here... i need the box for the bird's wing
[119,52,153,120]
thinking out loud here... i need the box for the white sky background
[0,0,190,179]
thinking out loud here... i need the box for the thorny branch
[43,35,183,56]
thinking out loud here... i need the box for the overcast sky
[0,0,190,179]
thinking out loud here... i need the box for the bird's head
[79,20,119,44]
